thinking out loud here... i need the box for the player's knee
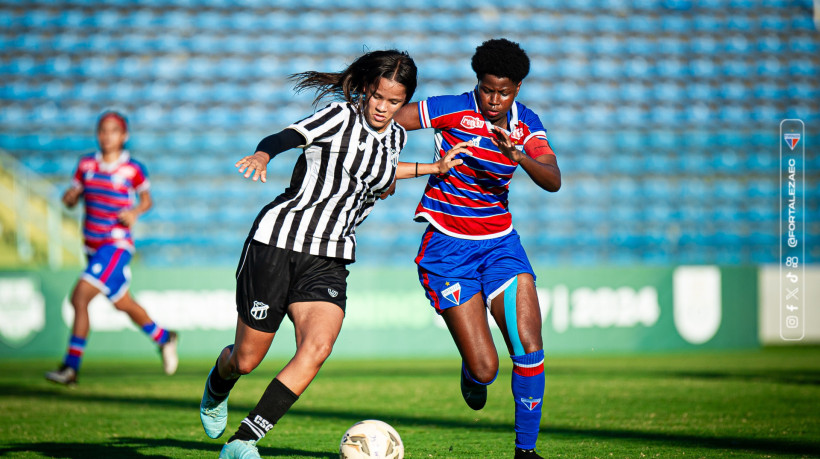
[70,293,89,311]
[233,355,261,376]
[469,356,499,384]
[301,338,335,364]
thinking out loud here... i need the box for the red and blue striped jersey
[414,89,553,239]
[71,151,149,253]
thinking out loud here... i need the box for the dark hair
[97,110,128,132]
[291,49,417,107]
[471,38,530,83]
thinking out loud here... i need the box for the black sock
[207,345,238,402]
[229,378,299,443]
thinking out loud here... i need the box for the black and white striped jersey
[250,102,406,261]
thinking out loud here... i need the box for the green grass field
[1,347,818,458]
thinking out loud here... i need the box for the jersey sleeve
[518,106,553,158]
[418,95,459,130]
[71,158,84,189]
[131,160,150,193]
[287,103,347,146]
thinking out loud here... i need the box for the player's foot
[201,366,229,439]
[45,365,77,386]
[218,439,261,459]
[460,363,487,410]
[514,447,543,459]
[160,331,179,375]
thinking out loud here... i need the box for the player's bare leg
[219,302,343,456]
[44,279,100,385]
[489,273,545,459]
[222,317,277,377]
[111,292,153,327]
[441,293,499,410]
[114,291,178,375]
[489,274,543,355]
[276,300,345,395]
[69,279,100,338]
[202,318,275,439]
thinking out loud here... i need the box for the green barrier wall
[0,265,758,359]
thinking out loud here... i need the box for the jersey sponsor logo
[520,397,542,411]
[460,116,484,130]
[250,300,269,320]
[784,133,800,150]
[441,282,462,305]
[327,288,339,298]
[118,166,137,179]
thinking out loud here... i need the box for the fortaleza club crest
[250,300,269,320]
[520,397,542,411]
[441,282,462,305]
[784,133,801,150]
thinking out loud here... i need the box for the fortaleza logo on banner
[784,132,801,150]
[0,277,46,347]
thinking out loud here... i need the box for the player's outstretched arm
[118,189,152,226]
[235,151,271,183]
[236,128,307,183]
[395,141,469,180]
[62,186,83,208]
[491,127,561,192]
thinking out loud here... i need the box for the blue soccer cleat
[219,439,261,459]
[200,366,229,439]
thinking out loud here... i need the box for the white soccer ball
[339,419,404,459]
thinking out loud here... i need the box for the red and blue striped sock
[511,349,545,450]
[63,335,86,371]
[141,322,169,345]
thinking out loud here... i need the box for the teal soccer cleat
[219,439,261,459]
[200,366,229,439]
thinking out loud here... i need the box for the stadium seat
[2,0,816,267]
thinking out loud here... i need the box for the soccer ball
[339,419,404,459]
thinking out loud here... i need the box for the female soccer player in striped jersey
[45,111,178,386]
[199,50,462,459]
[394,38,561,459]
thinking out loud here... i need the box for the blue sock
[511,349,545,450]
[141,322,169,345]
[63,335,86,371]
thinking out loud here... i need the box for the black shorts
[235,239,349,333]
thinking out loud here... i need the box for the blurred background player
[45,111,178,385]
[198,49,460,459]
[394,38,560,459]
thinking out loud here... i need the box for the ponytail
[291,50,417,107]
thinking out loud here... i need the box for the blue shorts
[82,244,133,302]
[415,226,535,313]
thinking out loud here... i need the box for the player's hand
[437,141,469,174]
[490,127,524,163]
[117,209,138,227]
[62,187,82,208]
[379,178,397,200]
[235,151,270,183]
